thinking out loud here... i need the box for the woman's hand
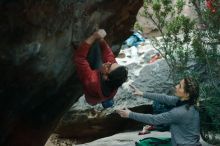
[116,108,131,118]
[129,84,143,96]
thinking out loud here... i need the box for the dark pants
[87,41,102,70]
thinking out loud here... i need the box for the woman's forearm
[143,92,179,106]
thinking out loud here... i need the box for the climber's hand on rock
[93,29,106,40]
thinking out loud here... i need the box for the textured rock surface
[45,131,212,146]
[74,131,211,146]
[0,0,143,146]
[56,105,152,143]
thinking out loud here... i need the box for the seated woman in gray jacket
[116,77,201,146]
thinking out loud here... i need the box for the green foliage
[142,0,195,80]
[152,0,161,11]
[200,95,220,144]
[142,0,220,143]
[191,0,220,94]
[191,2,220,142]
[176,0,185,14]
[133,22,143,32]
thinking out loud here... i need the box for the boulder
[0,0,143,146]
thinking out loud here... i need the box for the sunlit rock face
[0,0,143,146]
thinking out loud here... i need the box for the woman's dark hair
[107,66,128,89]
[183,77,200,106]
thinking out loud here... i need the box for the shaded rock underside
[0,0,143,146]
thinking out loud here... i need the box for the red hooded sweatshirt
[74,40,117,105]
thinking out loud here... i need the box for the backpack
[135,137,171,146]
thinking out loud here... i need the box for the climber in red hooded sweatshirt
[74,29,128,108]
